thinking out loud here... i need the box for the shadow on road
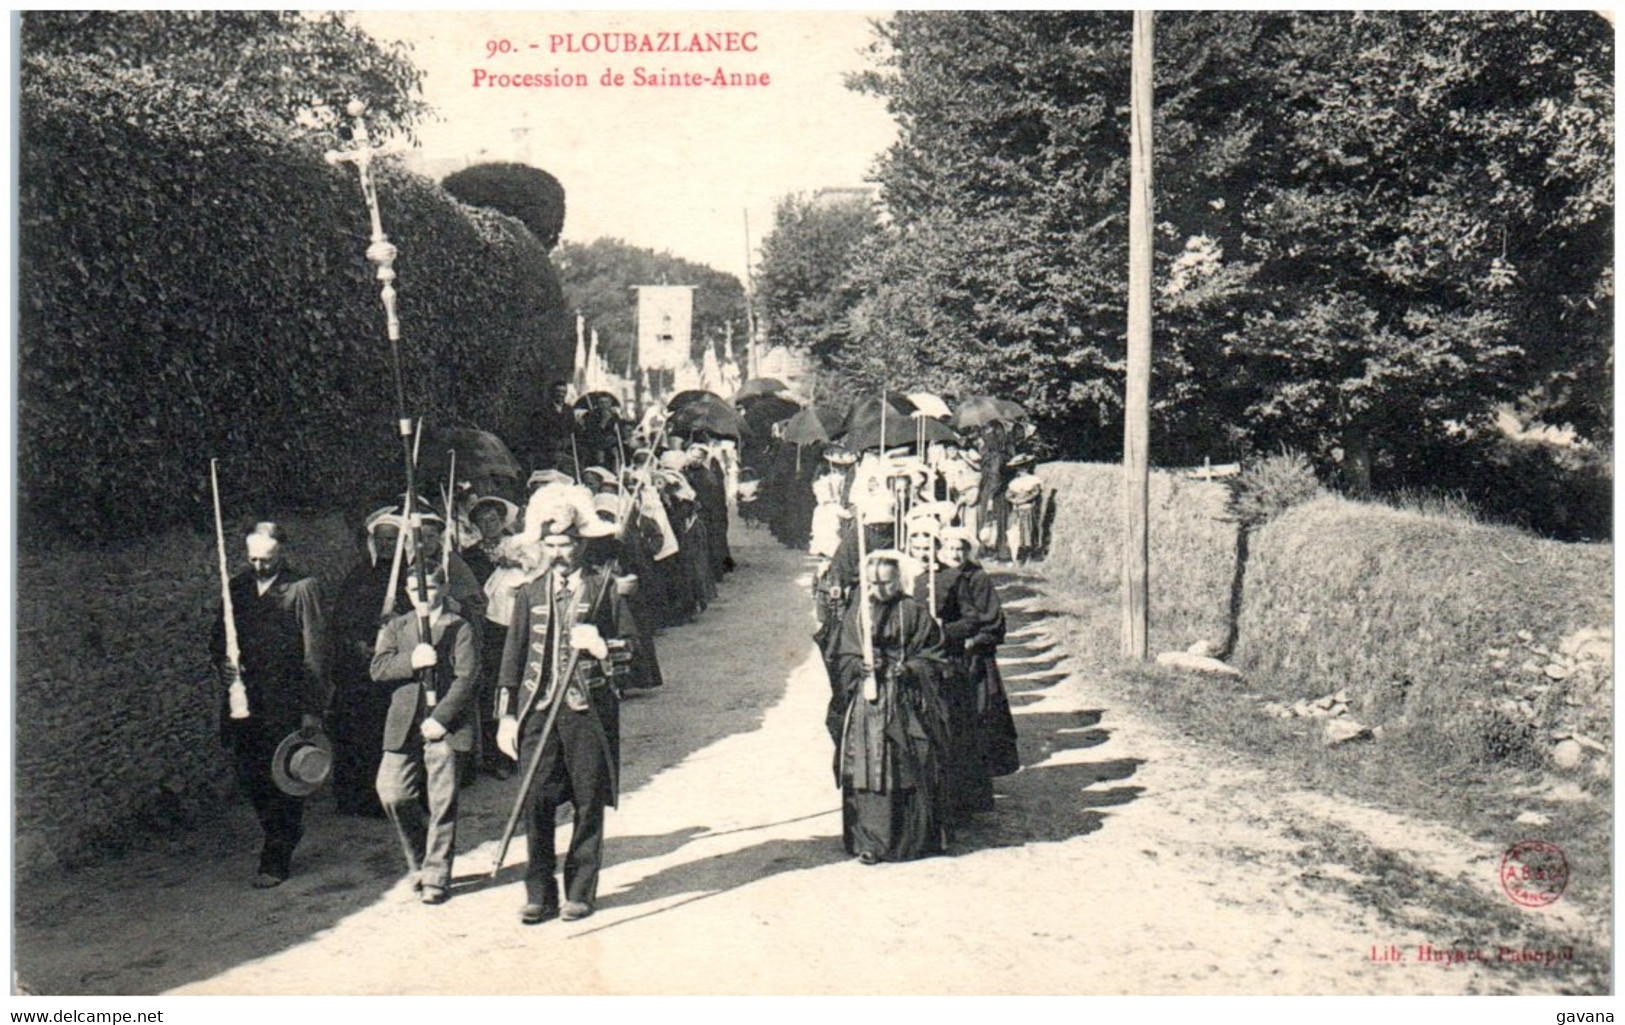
[957,756,1147,852]
[570,834,853,938]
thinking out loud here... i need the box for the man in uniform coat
[370,563,481,905]
[496,486,638,924]
[211,522,331,888]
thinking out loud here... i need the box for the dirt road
[14,524,1610,995]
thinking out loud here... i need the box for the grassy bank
[1032,462,1613,909]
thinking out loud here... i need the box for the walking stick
[210,460,249,720]
[491,568,616,877]
[928,545,939,626]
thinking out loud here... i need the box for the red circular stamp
[1500,840,1569,908]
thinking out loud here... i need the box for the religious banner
[634,284,695,372]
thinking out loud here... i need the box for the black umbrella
[667,394,749,438]
[954,395,1027,428]
[667,389,725,413]
[741,394,801,433]
[839,394,916,438]
[419,427,522,484]
[734,377,790,401]
[573,391,622,413]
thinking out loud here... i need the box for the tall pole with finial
[742,208,759,381]
[325,99,437,705]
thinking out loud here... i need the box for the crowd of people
[753,411,1045,570]
[208,380,1043,923]
[745,395,1039,864]
[212,382,741,920]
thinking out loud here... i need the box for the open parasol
[953,395,1028,429]
[844,414,959,453]
[905,392,952,420]
[667,389,725,413]
[418,426,522,486]
[741,394,802,437]
[780,405,841,445]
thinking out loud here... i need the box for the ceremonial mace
[326,100,437,707]
[210,459,249,720]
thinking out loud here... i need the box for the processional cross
[325,100,436,704]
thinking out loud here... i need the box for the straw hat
[270,728,333,797]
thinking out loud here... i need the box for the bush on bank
[1039,462,1612,772]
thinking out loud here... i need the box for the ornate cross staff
[326,99,436,706]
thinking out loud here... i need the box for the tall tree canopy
[753,192,882,363]
[834,11,1611,480]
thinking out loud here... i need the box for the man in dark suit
[524,380,578,474]
[212,522,331,889]
[496,485,638,924]
[370,563,481,905]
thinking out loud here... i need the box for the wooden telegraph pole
[1122,11,1154,660]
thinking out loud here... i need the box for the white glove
[570,624,609,660]
[419,717,448,742]
[496,715,519,759]
[410,643,438,669]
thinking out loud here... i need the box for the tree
[847,11,1612,482]
[847,11,1246,457]
[553,238,747,373]
[20,11,428,146]
[753,192,882,363]
[1216,12,1613,489]
[442,163,567,249]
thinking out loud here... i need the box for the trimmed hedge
[442,162,567,250]
[1240,496,1612,758]
[19,57,572,543]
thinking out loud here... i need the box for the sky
[348,10,901,284]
